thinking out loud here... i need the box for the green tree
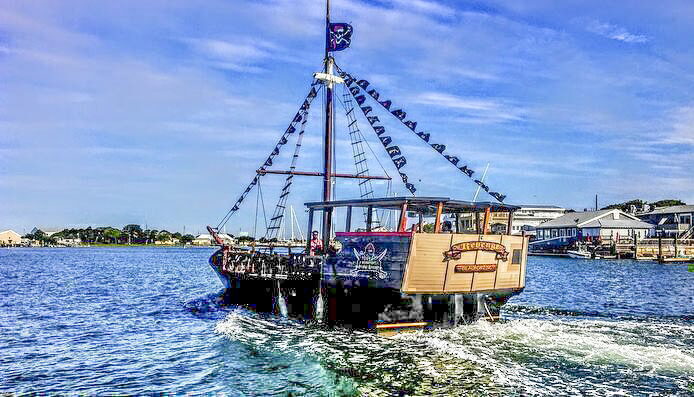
[157,230,172,242]
[180,234,195,245]
[103,228,122,244]
[650,199,686,208]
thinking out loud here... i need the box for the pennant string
[335,64,506,203]
[217,83,322,229]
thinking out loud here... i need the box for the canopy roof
[305,196,519,213]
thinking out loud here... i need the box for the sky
[1,0,693,235]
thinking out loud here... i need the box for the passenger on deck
[309,230,323,256]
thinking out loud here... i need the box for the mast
[321,0,334,246]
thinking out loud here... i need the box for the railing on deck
[213,250,323,280]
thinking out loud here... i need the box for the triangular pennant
[374,126,386,135]
[444,155,459,165]
[404,120,417,131]
[244,187,251,193]
[459,165,474,177]
[367,116,380,125]
[391,109,407,120]
[430,143,446,153]
[417,131,430,142]
[386,146,401,157]
[271,147,280,156]
[279,136,288,145]
[350,86,360,96]
[342,74,354,86]
[286,125,296,134]
[490,192,506,202]
[379,136,392,147]
[406,183,417,194]
[392,156,407,169]
[367,89,379,100]
[399,172,409,183]
[379,100,392,110]
[232,205,239,211]
[264,157,273,167]
[357,79,370,89]
[360,106,372,115]
[355,95,366,105]
[474,180,489,191]
[300,100,310,110]
[308,87,318,99]
[251,177,259,185]
[293,113,302,123]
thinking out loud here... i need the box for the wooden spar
[206,225,224,245]
[434,202,444,233]
[256,169,391,180]
[482,207,491,235]
[322,0,334,247]
[398,202,408,232]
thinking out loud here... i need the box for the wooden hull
[209,231,528,329]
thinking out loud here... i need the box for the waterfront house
[192,233,236,246]
[535,209,653,245]
[637,205,694,238]
[0,230,22,246]
[510,205,567,235]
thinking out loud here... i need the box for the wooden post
[306,209,314,253]
[482,207,491,235]
[418,212,423,232]
[674,235,679,258]
[658,235,662,260]
[475,212,481,234]
[345,206,352,232]
[434,202,444,233]
[507,211,514,235]
[366,206,373,232]
[398,203,408,232]
[455,213,460,233]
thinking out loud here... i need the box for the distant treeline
[24,224,196,245]
[600,199,686,212]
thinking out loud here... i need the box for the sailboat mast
[321,0,334,245]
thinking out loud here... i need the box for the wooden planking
[443,234,478,292]
[401,233,452,293]
[470,235,503,291]
[495,235,525,289]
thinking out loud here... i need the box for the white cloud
[386,0,455,17]
[586,20,648,43]
[412,92,525,124]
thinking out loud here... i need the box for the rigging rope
[265,104,311,239]
[216,83,322,230]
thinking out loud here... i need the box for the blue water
[1,248,692,395]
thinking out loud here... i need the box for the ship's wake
[215,310,694,396]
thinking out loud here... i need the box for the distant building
[192,233,235,246]
[192,234,213,246]
[0,230,22,246]
[30,227,62,237]
[455,205,566,236]
[511,205,567,236]
[637,205,694,238]
[535,209,653,244]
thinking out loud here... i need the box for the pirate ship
[207,0,528,331]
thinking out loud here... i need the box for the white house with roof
[192,233,235,246]
[637,205,694,238]
[535,209,654,242]
[0,230,22,246]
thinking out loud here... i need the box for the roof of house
[537,209,650,229]
[581,219,653,229]
[640,205,694,216]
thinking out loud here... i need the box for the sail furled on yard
[327,23,353,52]
[337,66,506,203]
[216,83,321,230]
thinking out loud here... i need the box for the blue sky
[1,0,692,235]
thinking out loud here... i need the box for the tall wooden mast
[321,0,334,246]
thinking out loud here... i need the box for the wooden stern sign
[444,241,507,273]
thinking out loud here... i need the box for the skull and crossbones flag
[327,23,353,52]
